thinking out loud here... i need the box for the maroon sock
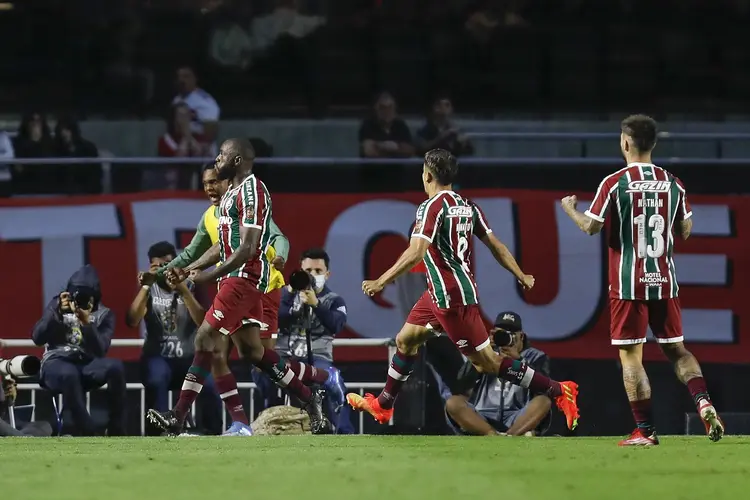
[498,357,562,398]
[287,359,330,385]
[215,373,248,425]
[256,348,312,403]
[378,351,418,409]
[686,377,711,409]
[630,399,654,433]
[174,350,213,422]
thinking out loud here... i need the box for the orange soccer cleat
[618,428,659,446]
[347,393,393,424]
[555,381,580,431]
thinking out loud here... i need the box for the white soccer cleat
[699,400,725,442]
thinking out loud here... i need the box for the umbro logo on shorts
[456,339,468,348]
[213,310,224,320]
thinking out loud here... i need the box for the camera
[493,329,516,348]
[0,355,41,378]
[289,270,315,291]
[72,288,94,309]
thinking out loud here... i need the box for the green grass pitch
[1,436,748,500]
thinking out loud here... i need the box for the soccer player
[147,138,331,435]
[346,149,580,430]
[561,114,724,446]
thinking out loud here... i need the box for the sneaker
[324,366,346,413]
[222,421,253,437]
[304,389,333,434]
[346,392,393,425]
[698,400,725,442]
[554,381,580,430]
[146,409,183,436]
[619,428,659,446]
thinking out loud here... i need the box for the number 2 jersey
[217,173,273,291]
[585,162,692,301]
[411,190,492,309]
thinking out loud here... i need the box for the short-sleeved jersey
[585,162,692,301]
[411,190,492,309]
[142,283,196,359]
[217,173,273,291]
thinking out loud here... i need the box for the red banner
[1,189,748,363]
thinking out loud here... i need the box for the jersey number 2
[457,235,469,263]
[634,214,665,258]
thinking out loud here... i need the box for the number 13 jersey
[585,162,692,301]
[412,190,492,309]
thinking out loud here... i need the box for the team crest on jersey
[221,195,234,213]
[626,180,672,193]
[446,206,473,218]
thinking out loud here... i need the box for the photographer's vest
[142,284,196,359]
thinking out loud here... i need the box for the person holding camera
[0,340,52,437]
[441,312,552,436]
[268,248,353,433]
[31,265,126,436]
[127,242,222,435]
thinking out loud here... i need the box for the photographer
[272,248,353,433]
[127,241,222,435]
[31,265,126,436]
[0,340,52,437]
[436,311,552,436]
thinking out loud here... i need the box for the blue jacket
[32,265,115,366]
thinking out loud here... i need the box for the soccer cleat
[346,392,393,425]
[554,381,580,430]
[618,428,660,446]
[324,366,347,413]
[698,400,725,442]
[304,388,333,434]
[146,409,183,436]
[222,421,253,437]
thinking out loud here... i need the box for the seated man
[32,265,126,436]
[438,311,552,436]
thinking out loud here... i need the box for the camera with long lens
[493,329,516,348]
[289,270,315,291]
[0,355,41,378]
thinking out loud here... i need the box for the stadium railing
[6,338,395,435]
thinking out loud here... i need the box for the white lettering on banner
[326,200,419,338]
[0,204,121,306]
[131,200,209,273]
[474,198,603,341]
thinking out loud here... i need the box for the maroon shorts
[406,291,490,355]
[206,277,265,336]
[609,297,684,345]
[260,288,281,339]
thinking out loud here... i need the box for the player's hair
[225,138,256,161]
[148,241,177,261]
[300,247,330,270]
[424,148,458,186]
[621,114,658,152]
[202,163,216,174]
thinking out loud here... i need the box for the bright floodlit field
[1,436,747,500]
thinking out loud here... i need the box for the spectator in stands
[416,96,474,157]
[250,0,326,55]
[149,103,207,191]
[268,248,353,433]
[172,66,220,154]
[53,115,101,194]
[32,265,126,436]
[359,92,415,158]
[0,130,13,197]
[12,112,55,195]
[127,242,222,435]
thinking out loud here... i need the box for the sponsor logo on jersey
[447,206,473,218]
[413,219,423,234]
[218,216,233,225]
[626,180,672,193]
[639,272,668,285]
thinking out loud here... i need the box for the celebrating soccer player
[346,149,580,431]
[561,114,724,446]
[146,139,331,435]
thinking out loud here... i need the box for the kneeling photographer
[0,340,50,436]
[434,312,552,436]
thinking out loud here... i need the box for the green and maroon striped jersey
[411,190,492,309]
[585,162,692,301]
[217,173,273,291]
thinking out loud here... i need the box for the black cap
[494,311,522,333]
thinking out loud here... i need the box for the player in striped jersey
[561,114,723,445]
[147,139,331,435]
[347,149,580,430]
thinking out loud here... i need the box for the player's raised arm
[561,194,605,235]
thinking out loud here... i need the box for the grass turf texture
[1,436,747,500]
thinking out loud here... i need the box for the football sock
[378,350,418,409]
[174,350,213,422]
[215,372,248,425]
[257,348,312,403]
[498,357,563,398]
[686,377,711,408]
[287,359,330,385]
[629,399,654,434]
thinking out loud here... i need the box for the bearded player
[147,138,331,435]
[347,149,580,431]
[561,114,724,445]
